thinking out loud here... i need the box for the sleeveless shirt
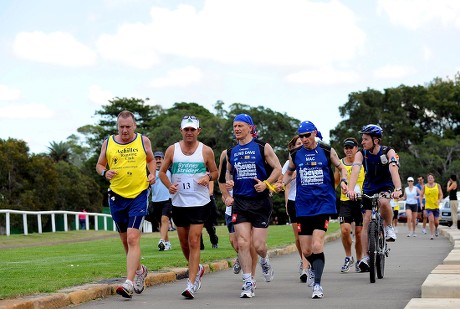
[340,158,365,201]
[362,146,394,194]
[170,142,210,207]
[424,183,440,210]
[106,133,148,199]
[292,144,337,217]
[229,138,269,198]
[404,186,418,205]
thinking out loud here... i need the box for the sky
[1,0,460,154]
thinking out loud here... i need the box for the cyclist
[347,124,402,272]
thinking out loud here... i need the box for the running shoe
[358,256,370,272]
[260,257,274,282]
[412,233,417,237]
[340,256,354,273]
[158,240,165,251]
[385,225,397,242]
[233,257,241,274]
[164,241,171,250]
[212,244,218,248]
[355,261,361,273]
[299,260,303,275]
[312,284,324,299]
[240,280,255,298]
[435,229,439,237]
[407,233,412,237]
[241,278,257,290]
[194,264,204,290]
[116,280,134,298]
[300,268,308,283]
[181,279,196,299]
[430,235,434,240]
[306,266,315,287]
[133,265,148,294]
[422,228,427,234]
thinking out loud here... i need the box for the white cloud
[88,85,113,105]
[13,31,97,66]
[378,0,460,30]
[150,66,203,88]
[96,0,366,68]
[373,64,415,80]
[0,103,54,119]
[285,66,359,85]
[422,46,433,61]
[0,84,21,101]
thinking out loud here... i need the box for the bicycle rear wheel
[368,220,377,283]
[376,220,386,279]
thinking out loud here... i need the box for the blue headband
[298,120,323,140]
[233,114,254,126]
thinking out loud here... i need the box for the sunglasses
[298,132,312,139]
[182,115,198,120]
[344,146,354,150]
[408,180,414,182]
[183,127,197,132]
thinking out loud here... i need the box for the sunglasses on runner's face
[344,146,354,150]
[183,127,197,132]
[298,132,312,139]
[408,180,413,182]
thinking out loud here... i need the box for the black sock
[310,252,325,284]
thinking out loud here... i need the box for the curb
[0,230,341,309]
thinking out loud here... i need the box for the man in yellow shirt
[96,110,156,299]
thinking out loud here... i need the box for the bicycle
[362,193,390,283]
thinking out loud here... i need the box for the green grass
[0,223,339,299]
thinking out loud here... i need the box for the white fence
[0,209,154,236]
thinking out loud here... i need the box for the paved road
[77,228,451,309]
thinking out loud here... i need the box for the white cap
[407,176,414,181]
[181,116,199,129]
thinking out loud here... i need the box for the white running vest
[171,142,210,207]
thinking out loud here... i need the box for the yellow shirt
[424,183,440,210]
[340,158,365,201]
[106,133,148,198]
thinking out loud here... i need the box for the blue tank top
[292,144,337,216]
[229,139,269,198]
[362,146,394,194]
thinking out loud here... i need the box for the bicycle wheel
[376,219,386,279]
[368,220,377,283]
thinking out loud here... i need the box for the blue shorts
[425,209,440,218]
[108,189,149,233]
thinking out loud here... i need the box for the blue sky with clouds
[1,0,459,153]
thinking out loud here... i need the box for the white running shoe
[116,280,134,298]
[341,256,354,273]
[158,240,165,251]
[194,264,204,290]
[260,257,274,282]
[240,281,255,298]
[306,266,315,287]
[181,279,196,299]
[312,284,324,299]
[385,225,397,242]
[164,241,171,250]
[422,228,427,234]
[300,268,308,283]
[358,256,370,272]
[435,229,439,237]
[133,265,148,294]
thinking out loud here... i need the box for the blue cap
[154,151,164,158]
[298,120,323,140]
[233,114,254,125]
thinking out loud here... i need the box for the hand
[253,177,267,193]
[392,190,402,199]
[168,183,179,194]
[347,190,357,201]
[105,170,118,180]
[147,173,156,185]
[225,180,234,191]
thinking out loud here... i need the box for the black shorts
[232,195,272,228]
[286,199,297,223]
[297,215,330,235]
[338,200,363,226]
[406,203,418,212]
[393,209,399,219]
[172,202,210,227]
[150,199,172,222]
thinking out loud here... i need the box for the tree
[47,141,70,162]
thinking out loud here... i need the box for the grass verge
[0,223,339,299]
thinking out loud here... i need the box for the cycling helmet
[359,124,383,138]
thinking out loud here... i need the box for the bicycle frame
[363,193,390,283]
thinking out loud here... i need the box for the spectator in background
[447,175,458,229]
[79,209,87,230]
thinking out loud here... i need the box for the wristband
[101,170,107,177]
[341,178,348,185]
[208,174,212,181]
[263,180,277,193]
[395,188,402,192]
